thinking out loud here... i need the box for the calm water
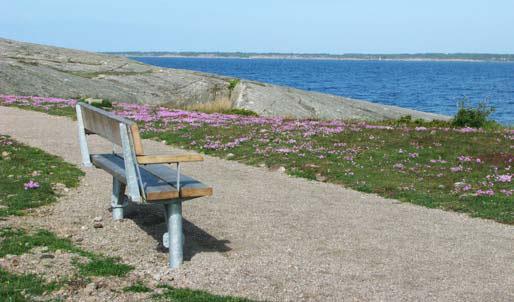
[133,57,514,124]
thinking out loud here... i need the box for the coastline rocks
[0,37,449,121]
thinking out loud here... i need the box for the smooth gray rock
[0,37,449,121]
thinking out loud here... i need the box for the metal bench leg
[164,201,183,268]
[111,178,127,220]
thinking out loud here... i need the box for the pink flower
[476,189,494,196]
[409,153,419,158]
[450,166,463,173]
[496,174,512,183]
[458,155,473,162]
[24,180,39,190]
[430,159,448,163]
[393,163,405,170]
[500,189,513,196]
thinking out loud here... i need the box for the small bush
[223,108,259,116]
[78,98,113,109]
[380,115,451,128]
[228,79,240,91]
[451,100,495,128]
[97,99,113,108]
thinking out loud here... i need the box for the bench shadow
[123,203,231,261]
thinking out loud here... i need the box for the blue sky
[1,0,513,53]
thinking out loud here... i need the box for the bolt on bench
[75,103,213,268]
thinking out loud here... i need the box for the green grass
[222,108,258,116]
[1,98,512,224]
[74,257,133,277]
[144,121,513,224]
[0,135,84,216]
[227,79,240,92]
[0,268,60,302]
[0,227,133,300]
[8,104,76,119]
[0,227,133,278]
[123,282,152,293]
[153,285,257,302]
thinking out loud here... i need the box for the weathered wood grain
[137,154,204,164]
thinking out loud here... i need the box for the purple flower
[430,159,447,164]
[450,166,463,173]
[496,174,512,183]
[500,189,513,196]
[24,180,39,190]
[393,163,405,170]
[476,189,494,196]
[458,155,473,162]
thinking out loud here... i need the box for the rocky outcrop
[0,38,448,121]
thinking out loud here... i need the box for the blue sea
[132,57,514,124]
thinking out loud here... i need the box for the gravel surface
[1,106,513,301]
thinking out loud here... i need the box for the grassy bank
[0,134,132,300]
[0,132,256,301]
[1,95,512,224]
[0,134,84,217]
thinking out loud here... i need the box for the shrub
[223,108,259,116]
[228,79,240,92]
[78,98,113,109]
[381,115,451,128]
[451,100,495,128]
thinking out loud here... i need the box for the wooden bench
[75,103,212,268]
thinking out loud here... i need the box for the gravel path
[1,106,513,302]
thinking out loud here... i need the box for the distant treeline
[104,51,514,62]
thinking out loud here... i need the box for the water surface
[133,57,514,124]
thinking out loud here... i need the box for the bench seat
[91,153,212,201]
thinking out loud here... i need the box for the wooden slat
[143,164,213,198]
[91,154,179,201]
[137,154,204,164]
[130,124,144,155]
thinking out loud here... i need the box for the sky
[1,0,513,53]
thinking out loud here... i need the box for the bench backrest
[77,103,144,155]
[76,103,145,202]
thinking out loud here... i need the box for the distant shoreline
[105,52,514,63]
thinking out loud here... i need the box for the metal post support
[111,177,127,220]
[164,201,184,268]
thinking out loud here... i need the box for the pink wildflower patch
[496,174,512,183]
[24,180,40,190]
[457,155,473,162]
[500,189,513,196]
[430,159,448,164]
[450,166,463,173]
[393,163,405,170]
[476,189,494,196]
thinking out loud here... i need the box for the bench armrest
[136,154,204,165]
